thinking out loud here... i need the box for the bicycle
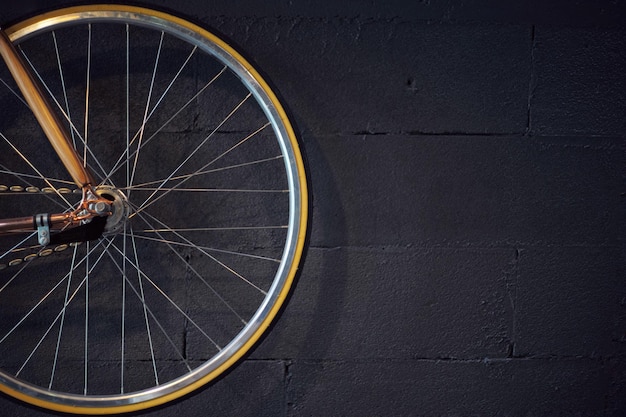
[0,4,307,414]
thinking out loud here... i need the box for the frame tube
[0,29,95,188]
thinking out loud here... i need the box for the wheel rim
[0,5,307,413]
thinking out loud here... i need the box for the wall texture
[0,1,624,416]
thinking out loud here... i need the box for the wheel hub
[95,185,131,235]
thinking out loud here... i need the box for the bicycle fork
[0,28,112,239]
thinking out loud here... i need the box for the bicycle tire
[0,5,307,414]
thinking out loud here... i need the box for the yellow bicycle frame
[0,29,108,233]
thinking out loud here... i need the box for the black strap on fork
[34,213,51,246]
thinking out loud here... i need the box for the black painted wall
[1,1,625,416]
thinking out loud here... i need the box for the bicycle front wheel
[0,5,307,414]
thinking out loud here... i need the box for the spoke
[132,210,248,323]
[0,167,75,186]
[143,46,197,127]
[125,155,284,190]
[0,77,29,107]
[50,245,78,389]
[18,48,108,183]
[17,277,82,378]
[140,225,287,232]
[133,113,266,217]
[83,24,92,171]
[13,241,110,380]
[121,224,127,393]
[52,30,76,149]
[129,31,164,196]
[0,192,68,196]
[135,208,267,296]
[0,270,68,347]
[101,238,193,371]
[122,32,132,391]
[107,239,222,350]
[126,43,198,195]
[0,240,106,346]
[0,234,38,295]
[0,164,71,212]
[84,241,89,395]
[0,232,37,263]
[125,24,130,192]
[0,132,74,208]
[128,187,287,193]
[131,233,280,263]
[129,227,158,385]
[134,94,253,212]
[103,66,228,184]
[17,249,89,379]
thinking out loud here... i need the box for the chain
[0,184,83,270]
[0,242,83,271]
[0,184,81,194]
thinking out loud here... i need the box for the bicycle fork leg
[0,28,95,188]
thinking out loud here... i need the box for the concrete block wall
[0,1,624,416]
